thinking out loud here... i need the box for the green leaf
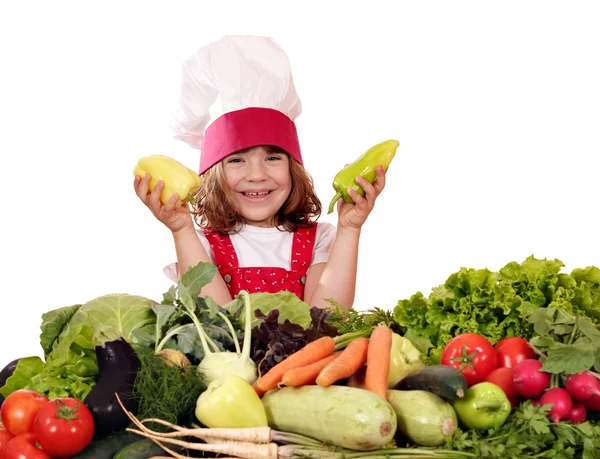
[226,291,312,329]
[541,342,596,374]
[529,335,555,348]
[578,316,600,341]
[0,357,45,398]
[553,323,574,335]
[528,307,556,336]
[39,304,81,357]
[179,262,218,298]
[404,328,433,354]
[64,293,158,346]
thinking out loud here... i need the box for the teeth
[244,191,270,196]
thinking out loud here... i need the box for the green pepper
[133,155,202,207]
[452,382,512,430]
[328,139,400,214]
[387,333,426,388]
[195,375,268,428]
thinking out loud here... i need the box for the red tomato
[495,337,536,368]
[1,433,52,459]
[441,333,497,386]
[33,398,95,457]
[0,425,14,450]
[483,367,521,408]
[0,390,48,436]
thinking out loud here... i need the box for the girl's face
[222,146,292,227]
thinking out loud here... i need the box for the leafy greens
[394,256,600,365]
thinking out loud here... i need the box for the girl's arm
[304,227,360,309]
[172,226,233,305]
[305,165,387,309]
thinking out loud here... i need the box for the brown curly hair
[191,145,321,234]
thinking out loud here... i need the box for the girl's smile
[223,146,292,227]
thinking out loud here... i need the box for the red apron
[203,224,317,301]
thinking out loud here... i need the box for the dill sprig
[132,345,205,432]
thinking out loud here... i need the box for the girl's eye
[266,155,282,161]
[228,157,243,163]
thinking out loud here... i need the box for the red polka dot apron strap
[290,223,318,278]
[202,230,239,269]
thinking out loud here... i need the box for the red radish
[540,388,573,423]
[564,372,600,402]
[584,394,600,411]
[531,398,541,407]
[566,403,587,424]
[512,359,550,399]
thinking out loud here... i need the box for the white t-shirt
[164,222,336,282]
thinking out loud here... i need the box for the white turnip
[540,388,573,423]
[564,372,600,402]
[566,403,587,424]
[512,359,550,399]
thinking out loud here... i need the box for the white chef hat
[171,35,303,175]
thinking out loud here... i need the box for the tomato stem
[448,343,479,372]
[54,399,81,421]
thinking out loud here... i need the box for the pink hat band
[199,107,303,175]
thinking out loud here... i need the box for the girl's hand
[134,173,194,233]
[336,165,386,232]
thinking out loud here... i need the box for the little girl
[134,36,388,309]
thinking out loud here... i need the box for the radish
[566,403,587,424]
[512,359,550,399]
[584,394,600,411]
[564,372,600,402]
[540,388,573,423]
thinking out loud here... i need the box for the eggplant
[0,358,24,406]
[84,338,140,439]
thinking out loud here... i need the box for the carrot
[315,337,369,387]
[252,336,336,395]
[364,325,393,398]
[281,351,342,387]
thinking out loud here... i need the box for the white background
[1,1,599,369]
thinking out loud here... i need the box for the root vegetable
[512,359,550,399]
[281,352,341,387]
[365,326,393,398]
[252,336,335,396]
[316,337,369,387]
[157,349,191,367]
[540,388,573,423]
[564,372,600,402]
[566,403,587,424]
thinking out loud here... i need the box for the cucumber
[387,389,457,446]
[393,364,467,401]
[114,438,184,459]
[261,385,397,451]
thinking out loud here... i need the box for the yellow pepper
[195,375,268,428]
[388,333,426,388]
[133,155,202,207]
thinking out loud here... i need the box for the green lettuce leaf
[0,357,45,398]
[26,324,98,400]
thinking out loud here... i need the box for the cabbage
[44,293,158,349]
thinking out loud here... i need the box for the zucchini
[71,431,140,459]
[261,385,396,451]
[387,389,457,446]
[393,364,467,401]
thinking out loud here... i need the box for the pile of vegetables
[1,256,600,458]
